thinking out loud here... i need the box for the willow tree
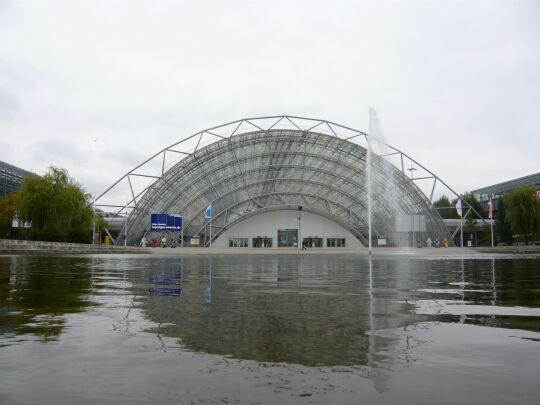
[0,191,19,238]
[495,199,514,245]
[504,186,540,244]
[17,167,95,243]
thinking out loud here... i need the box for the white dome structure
[94,116,461,248]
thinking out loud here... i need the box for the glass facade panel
[327,238,346,248]
[252,237,272,248]
[0,161,33,197]
[229,238,248,248]
[277,229,298,247]
[302,237,323,248]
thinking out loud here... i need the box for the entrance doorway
[278,229,298,247]
[303,237,323,248]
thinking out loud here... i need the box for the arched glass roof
[94,116,461,246]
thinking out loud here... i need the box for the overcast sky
[1,0,539,202]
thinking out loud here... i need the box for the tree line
[0,167,99,243]
[1,166,538,245]
[433,187,540,245]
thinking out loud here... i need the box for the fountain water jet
[367,108,408,249]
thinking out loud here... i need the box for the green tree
[462,192,485,218]
[504,186,540,244]
[462,193,490,246]
[16,167,95,243]
[495,198,513,245]
[93,210,108,243]
[433,195,458,219]
[435,193,485,220]
[465,210,478,245]
[0,191,19,238]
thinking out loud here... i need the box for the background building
[0,161,33,198]
[471,172,540,217]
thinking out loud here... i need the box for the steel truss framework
[94,115,484,246]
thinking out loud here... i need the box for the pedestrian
[141,237,147,248]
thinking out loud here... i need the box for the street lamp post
[91,195,96,245]
[124,194,128,247]
[298,215,302,250]
[297,205,303,250]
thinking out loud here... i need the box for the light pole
[124,194,128,247]
[297,215,302,250]
[181,207,184,248]
[407,164,417,179]
[489,194,494,248]
[297,205,303,250]
[91,195,96,245]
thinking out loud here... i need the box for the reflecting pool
[1,255,539,404]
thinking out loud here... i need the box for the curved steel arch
[93,115,480,246]
[124,130,426,245]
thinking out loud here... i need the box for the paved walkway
[2,239,537,256]
[143,247,487,256]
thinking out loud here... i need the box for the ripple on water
[1,255,539,403]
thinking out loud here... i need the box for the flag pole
[460,213,463,248]
[181,207,184,248]
[490,218,494,248]
[489,195,494,248]
[125,194,128,247]
[367,110,372,256]
[459,196,463,248]
[205,203,212,248]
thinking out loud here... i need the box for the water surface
[1,255,539,404]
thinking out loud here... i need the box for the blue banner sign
[150,214,182,231]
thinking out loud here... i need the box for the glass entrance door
[277,229,298,247]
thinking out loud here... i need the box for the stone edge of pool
[1,239,540,256]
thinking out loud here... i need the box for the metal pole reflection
[367,257,375,367]
[203,258,212,313]
[459,258,465,324]
[490,258,497,326]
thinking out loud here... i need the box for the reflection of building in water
[136,256,418,378]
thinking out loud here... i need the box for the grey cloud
[0,0,538,198]
[29,138,89,167]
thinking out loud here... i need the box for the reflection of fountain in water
[367,256,374,364]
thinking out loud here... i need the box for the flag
[488,197,493,219]
[205,204,212,219]
[455,199,463,218]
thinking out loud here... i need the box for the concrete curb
[2,239,538,256]
[0,239,146,255]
